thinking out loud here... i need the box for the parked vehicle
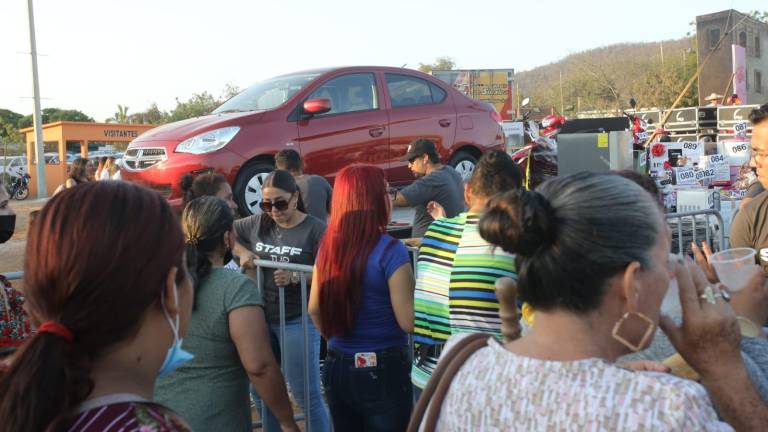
[6,173,30,200]
[1,156,28,180]
[509,98,559,190]
[122,66,505,215]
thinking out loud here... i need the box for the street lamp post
[26,0,47,198]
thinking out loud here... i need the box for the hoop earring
[611,312,655,352]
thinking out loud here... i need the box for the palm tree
[108,105,130,123]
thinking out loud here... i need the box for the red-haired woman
[0,181,194,431]
[309,164,415,432]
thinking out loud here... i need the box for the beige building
[696,10,767,105]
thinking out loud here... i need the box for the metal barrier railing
[251,259,314,432]
[665,209,726,256]
[3,271,23,281]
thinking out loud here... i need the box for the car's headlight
[175,126,240,154]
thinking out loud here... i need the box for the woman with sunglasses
[234,169,330,432]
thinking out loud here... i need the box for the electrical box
[558,131,633,176]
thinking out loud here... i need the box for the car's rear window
[214,72,322,113]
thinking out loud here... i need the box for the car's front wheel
[233,161,274,216]
[449,151,477,182]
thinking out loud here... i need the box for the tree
[221,83,241,101]
[107,104,130,123]
[168,92,219,123]
[418,56,456,73]
[128,103,168,125]
[17,108,94,129]
[749,10,768,23]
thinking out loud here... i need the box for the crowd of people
[0,105,766,431]
[52,155,123,196]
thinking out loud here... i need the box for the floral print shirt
[59,401,191,432]
[0,275,31,349]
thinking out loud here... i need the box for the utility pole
[27,0,47,198]
[559,71,565,114]
[660,41,665,65]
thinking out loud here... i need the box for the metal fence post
[300,272,311,432]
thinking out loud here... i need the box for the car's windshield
[213,72,322,113]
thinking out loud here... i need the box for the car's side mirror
[521,97,530,107]
[303,98,332,116]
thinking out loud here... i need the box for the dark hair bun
[479,190,556,256]
[517,191,557,256]
[180,174,194,192]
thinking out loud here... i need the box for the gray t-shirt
[400,165,465,238]
[234,214,326,322]
[730,192,768,274]
[155,268,263,432]
[295,174,333,222]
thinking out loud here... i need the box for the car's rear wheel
[234,161,274,216]
[449,151,477,181]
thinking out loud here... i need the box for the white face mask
[157,285,194,377]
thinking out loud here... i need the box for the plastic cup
[708,248,757,292]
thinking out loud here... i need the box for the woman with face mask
[0,185,31,359]
[154,196,298,432]
[0,181,195,431]
[233,169,331,432]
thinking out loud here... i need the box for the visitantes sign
[103,129,139,139]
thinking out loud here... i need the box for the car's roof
[274,65,430,78]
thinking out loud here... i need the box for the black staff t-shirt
[234,214,326,323]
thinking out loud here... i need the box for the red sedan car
[122,66,505,215]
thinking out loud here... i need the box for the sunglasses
[259,198,291,213]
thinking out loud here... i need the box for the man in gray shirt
[393,138,465,238]
[275,149,333,222]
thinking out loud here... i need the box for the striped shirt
[449,213,516,335]
[411,213,517,389]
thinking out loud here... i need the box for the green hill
[516,37,698,114]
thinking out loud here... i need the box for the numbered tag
[708,154,726,165]
[695,168,716,182]
[726,141,750,157]
[681,141,703,158]
[637,131,649,142]
[734,122,748,133]
[676,167,697,185]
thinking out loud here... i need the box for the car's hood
[133,110,265,142]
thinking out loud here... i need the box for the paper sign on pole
[723,140,751,165]
[675,167,697,185]
[681,141,704,158]
[735,121,749,139]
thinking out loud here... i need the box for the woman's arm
[388,263,415,333]
[308,266,323,333]
[229,306,298,432]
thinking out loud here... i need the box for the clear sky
[1,0,765,122]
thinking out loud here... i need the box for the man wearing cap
[392,138,465,238]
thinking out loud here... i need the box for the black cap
[400,138,438,162]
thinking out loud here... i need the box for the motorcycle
[7,174,30,200]
[510,98,561,190]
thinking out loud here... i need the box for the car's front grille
[124,147,167,171]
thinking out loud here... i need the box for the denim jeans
[322,345,412,432]
[252,317,330,432]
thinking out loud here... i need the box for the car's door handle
[439,119,452,127]
[369,127,385,138]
